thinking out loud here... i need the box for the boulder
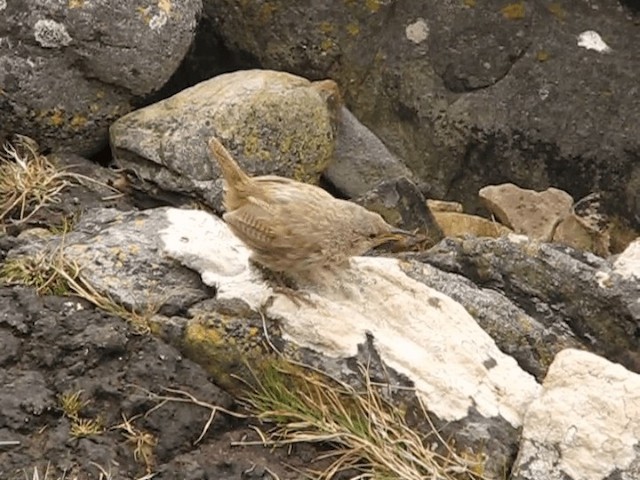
[0,0,201,155]
[204,0,640,226]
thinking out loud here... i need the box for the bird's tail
[208,137,251,188]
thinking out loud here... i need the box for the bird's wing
[252,177,335,204]
[223,195,288,245]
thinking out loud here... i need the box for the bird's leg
[248,258,315,308]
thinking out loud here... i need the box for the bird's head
[350,208,414,254]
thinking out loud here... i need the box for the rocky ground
[0,167,334,480]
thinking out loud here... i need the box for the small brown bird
[208,137,412,276]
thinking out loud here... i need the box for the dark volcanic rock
[205,0,640,226]
[0,0,201,155]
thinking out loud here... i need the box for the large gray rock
[417,235,640,374]
[205,0,640,226]
[0,0,201,155]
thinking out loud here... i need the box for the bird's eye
[368,232,377,239]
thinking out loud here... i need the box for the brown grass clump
[239,360,489,480]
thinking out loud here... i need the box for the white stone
[405,19,429,44]
[614,238,640,280]
[577,31,612,53]
[161,208,541,427]
[34,19,72,48]
[513,349,640,480]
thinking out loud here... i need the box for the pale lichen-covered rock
[511,349,640,480]
[433,211,512,238]
[479,183,573,240]
[110,70,341,211]
[0,0,201,155]
[6,202,638,477]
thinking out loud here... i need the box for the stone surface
[205,0,640,226]
[0,0,201,155]
[511,349,640,480]
[614,238,640,280]
[357,176,443,246]
[9,206,542,477]
[110,70,340,212]
[401,262,583,381]
[433,211,512,238]
[325,107,414,198]
[427,199,463,213]
[419,236,640,374]
[479,183,574,240]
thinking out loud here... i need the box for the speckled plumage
[208,137,407,274]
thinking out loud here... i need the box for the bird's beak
[377,227,416,243]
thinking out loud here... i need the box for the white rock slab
[614,237,640,280]
[161,208,540,427]
[512,349,640,480]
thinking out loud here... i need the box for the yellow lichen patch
[49,109,65,127]
[547,2,566,21]
[68,0,84,8]
[346,21,360,36]
[463,0,476,7]
[70,114,87,129]
[319,21,334,34]
[536,50,550,62]
[136,6,152,25]
[321,38,336,51]
[258,3,278,24]
[500,2,525,20]
[365,0,381,13]
[185,321,225,346]
[158,0,172,14]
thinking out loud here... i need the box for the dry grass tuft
[239,360,489,480]
[0,250,76,295]
[24,462,113,480]
[113,414,158,474]
[0,135,72,227]
[0,246,158,334]
[0,134,118,230]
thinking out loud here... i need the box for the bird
[207,137,413,277]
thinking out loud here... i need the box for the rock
[357,176,443,245]
[8,206,542,477]
[419,236,640,374]
[427,199,464,213]
[205,0,640,227]
[614,238,640,281]
[0,0,201,155]
[433,211,512,238]
[479,183,574,240]
[511,349,640,480]
[6,208,212,314]
[324,107,414,198]
[553,214,607,257]
[110,70,341,211]
[0,285,236,478]
[400,262,583,380]
[6,197,640,476]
